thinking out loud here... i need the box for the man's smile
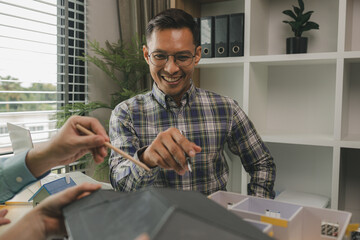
[161,75,182,84]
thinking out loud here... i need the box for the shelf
[249,52,337,65]
[345,0,360,51]
[262,134,334,147]
[197,52,338,68]
[183,0,360,219]
[197,56,245,68]
[339,148,360,223]
[200,66,244,107]
[266,142,333,205]
[343,51,360,60]
[340,138,360,149]
[250,0,339,56]
[341,60,360,140]
[249,62,336,137]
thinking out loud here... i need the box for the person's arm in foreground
[26,115,109,177]
[0,116,109,203]
[0,183,100,240]
[0,183,151,240]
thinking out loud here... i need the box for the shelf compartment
[341,60,360,142]
[249,62,336,137]
[345,0,360,51]
[339,148,360,223]
[262,133,334,147]
[266,143,333,205]
[250,0,339,56]
[199,66,244,107]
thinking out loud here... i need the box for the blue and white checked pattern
[109,82,276,197]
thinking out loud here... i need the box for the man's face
[143,28,201,102]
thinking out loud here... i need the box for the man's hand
[26,116,109,178]
[0,209,10,226]
[140,127,201,175]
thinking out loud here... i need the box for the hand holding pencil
[76,124,151,172]
[25,116,109,178]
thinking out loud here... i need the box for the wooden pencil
[75,124,151,172]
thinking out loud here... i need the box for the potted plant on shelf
[282,0,319,54]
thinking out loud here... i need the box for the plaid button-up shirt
[109,82,276,198]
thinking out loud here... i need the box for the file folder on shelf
[200,16,214,58]
[215,14,229,57]
[194,17,200,47]
[229,13,244,57]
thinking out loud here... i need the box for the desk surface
[0,204,33,235]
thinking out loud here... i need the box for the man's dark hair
[146,8,200,47]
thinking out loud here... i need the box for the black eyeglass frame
[147,49,197,67]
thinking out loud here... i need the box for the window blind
[0,0,87,155]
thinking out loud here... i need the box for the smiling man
[109,8,276,198]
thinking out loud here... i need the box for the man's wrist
[137,146,156,168]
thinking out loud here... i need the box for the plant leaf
[298,12,312,25]
[303,10,314,16]
[282,10,297,20]
[293,6,301,16]
[55,102,111,128]
[301,21,320,32]
[298,0,304,12]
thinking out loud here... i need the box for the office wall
[86,0,121,126]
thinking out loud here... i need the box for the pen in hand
[76,124,151,172]
[180,130,192,172]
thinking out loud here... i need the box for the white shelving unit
[173,0,360,219]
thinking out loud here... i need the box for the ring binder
[215,14,229,57]
[200,16,214,58]
[229,13,244,57]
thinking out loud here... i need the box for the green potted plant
[56,36,149,181]
[282,0,319,54]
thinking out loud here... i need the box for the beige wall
[86,0,121,127]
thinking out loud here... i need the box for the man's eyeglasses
[148,51,196,67]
